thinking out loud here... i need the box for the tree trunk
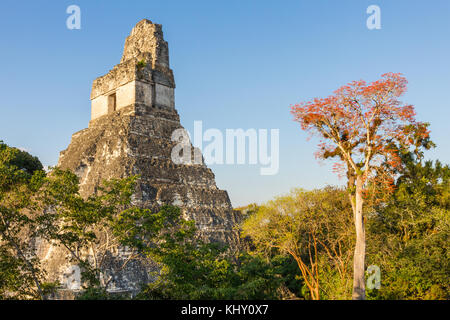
[313,284,320,300]
[352,175,365,300]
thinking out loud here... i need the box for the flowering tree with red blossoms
[291,73,432,299]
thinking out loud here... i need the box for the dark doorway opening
[108,93,116,113]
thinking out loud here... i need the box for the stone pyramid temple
[38,19,241,295]
[58,19,240,245]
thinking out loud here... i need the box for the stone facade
[91,20,175,120]
[38,19,241,296]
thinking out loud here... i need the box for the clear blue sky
[0,0,449,207]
